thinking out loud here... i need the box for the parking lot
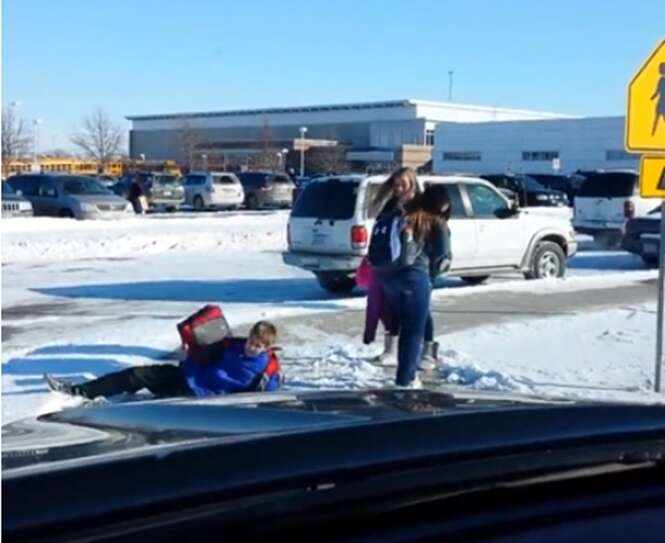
[1,208,660,423]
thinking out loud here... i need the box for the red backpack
[177,304,232,364]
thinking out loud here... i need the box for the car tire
[59,208,75,219]
[315,272,356,294]
[193,196,205,211]
[246,194,259,210]
[642,254,659,268]
[461,275,490,285]
[524,241,566,279]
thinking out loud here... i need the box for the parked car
[92,174,119,189]
[573,169,658,248]
[113,172,185,211]
[1,182,34,217]
[525,173,582,205]
[6,174,132,219]
[623,206,661,267]
[4,389,665,541]
[181,171,245,211]
[283,174,578,293]
[237,171,295,209]
[479,173,569,207]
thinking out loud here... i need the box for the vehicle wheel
[315,272,356,294]
[59,208,75,218]
[193,196,205,211]
[246,194,259,210]
[461,275,490,285]
[594,232,622,250]
[642,254,659,268]
[525,241,566,279]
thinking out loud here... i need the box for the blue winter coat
[180,338,280,396]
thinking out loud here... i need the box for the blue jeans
[381,269,432,385]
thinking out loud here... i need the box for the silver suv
[6,174,132,219]
[182,171,245,211]
[237,171,294,209]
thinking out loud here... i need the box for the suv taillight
[624,200,635,219]
[351,225,368,249]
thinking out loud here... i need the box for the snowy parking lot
[2,210,662,423]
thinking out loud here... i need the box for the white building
[126,99,567,171]
[433,116,638,175]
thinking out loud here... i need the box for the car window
[37,179,58,197]
[466,183,509,217]
[8,177,40,196]
[213,175,237,185]
[578,172,638,198]
[2,182,16,195]
[423,183,466,218]
[272,174,292,184]
[62,177,110,195]
[292,180,359,220]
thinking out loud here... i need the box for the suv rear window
[292,180,358,220]
[272,175,292,184]
[578,172,637,197]
[213,175,236,185]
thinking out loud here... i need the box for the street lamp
[279,148,289,171]
[32,119,43,166]
[201,153,208,171]
[299,126,307,176]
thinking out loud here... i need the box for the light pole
[32,119,43,167]
[299,126,307,176]
[201,153,208,171]
[280,148,289,171]
[448,70,454,101]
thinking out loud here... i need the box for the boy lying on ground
[45,321,281,399]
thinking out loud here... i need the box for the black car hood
[2,389,571,472]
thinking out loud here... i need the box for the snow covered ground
[2,211,662,424]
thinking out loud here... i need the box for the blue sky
[2,0,664,150]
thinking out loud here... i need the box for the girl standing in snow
[372,184,451,387]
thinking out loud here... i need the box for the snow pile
[2,212,289,263]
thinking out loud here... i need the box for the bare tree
[70,108,124,171]
[248,116,279,171]
[175,118,202,170]
[2,106,31,175]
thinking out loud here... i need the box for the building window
[522,151,559,161]
[443,151,481,161]
[425,130,435,146]
[606,149,633,161]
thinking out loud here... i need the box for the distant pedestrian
[128,176,146,214]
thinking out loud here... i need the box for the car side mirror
[496,204,519,219]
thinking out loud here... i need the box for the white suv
[283,175,578,293]
[573,170,659,248]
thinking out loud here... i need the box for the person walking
[369,183,451,387]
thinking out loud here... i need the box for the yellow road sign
[640,155,665,198]
[626,39,665,152]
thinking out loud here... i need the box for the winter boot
[45,374,83,397]
[419,341,440,371]
[377,334,398,367]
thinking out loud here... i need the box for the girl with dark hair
[370,182,451,387]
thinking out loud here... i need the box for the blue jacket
[180,338,280,396]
